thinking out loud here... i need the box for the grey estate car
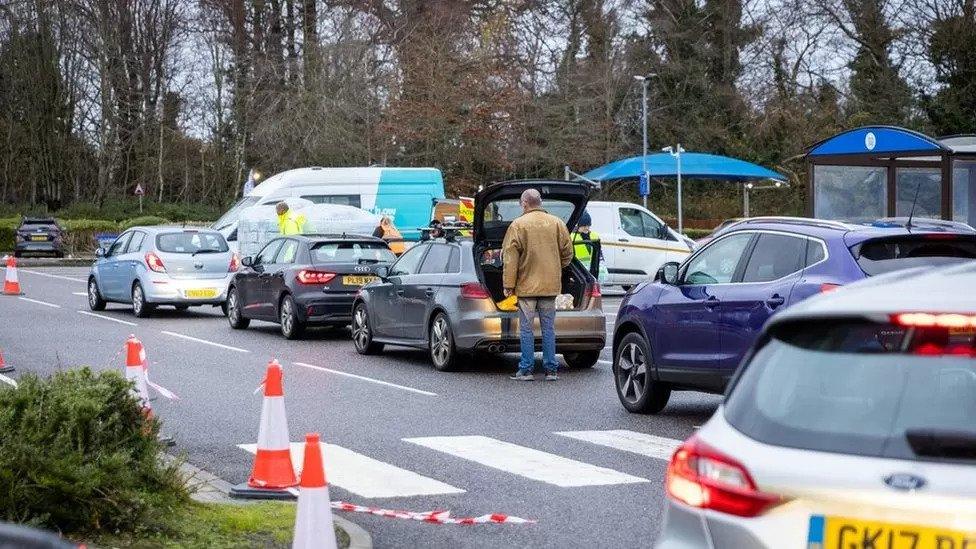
[351,180,607,371]
[88,226,237,317]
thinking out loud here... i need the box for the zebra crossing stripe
[555,430,683,461]
[403,435,647,487]
[239,442,465,498]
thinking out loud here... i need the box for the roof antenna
[906,182,921,232]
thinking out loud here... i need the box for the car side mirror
[656,262,680,285]
[375,266,389,279]
[95,247,107,258]
[241,256,253,267]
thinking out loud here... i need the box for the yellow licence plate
[808,515,976,549]
[185,288,217,299]
[342,275,377,286]
[30,235,47,241]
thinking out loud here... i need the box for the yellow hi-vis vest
[277,212,306,235]
[573,230,600,264]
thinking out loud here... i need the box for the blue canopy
[583,152,786,182]
[807,126,948,157]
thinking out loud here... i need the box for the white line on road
[556,430,683,461]
[148,380,180,400]
[239,442,464,498]
[161,331,250,353]
[293,362,436,396]
[598,359,612,366]
[404,435,647,487]
[18,297,61,308]
[72,292,87,296]
[19,269,86,283]
[77,310,137,326]
[0,374,17,388]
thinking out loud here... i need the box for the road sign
[134,183,145,196]
[638,173,649,197]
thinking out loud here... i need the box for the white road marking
[598,359,612,366]
[72,292,87,296]
[556,430,683,461]
[293,362,437,397]
[18,297,61,308]
[19,269,86,282]
[148,380,180,400]
[239,442,464,498]
[0,374,17,388]
[161,331,250,353]
[77,310,137,326]
[404,435,647,487]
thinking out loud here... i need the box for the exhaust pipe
[487,343,507,353]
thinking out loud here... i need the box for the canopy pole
[743,183,750,217]
[676,146,683,233]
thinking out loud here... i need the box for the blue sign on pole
[638,173,650,197]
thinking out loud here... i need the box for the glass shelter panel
[813,165,886,221]
[954,161,976,227]
[895,168,941,219]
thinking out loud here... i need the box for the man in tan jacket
[502,188,574,380]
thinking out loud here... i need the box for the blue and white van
[213,167,445,244]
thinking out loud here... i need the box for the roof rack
[301,233,379,239]
[419,221,473,242]
[732,216,852,231]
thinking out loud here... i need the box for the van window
[619,208,668,240]
[301,194,361,208]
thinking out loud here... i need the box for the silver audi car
[88,226,237,317]
[352,179,607,371]
[657,262,976,548]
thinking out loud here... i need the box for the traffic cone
[3,255,23,295]
[124,335,151,411]
[0,348,12,374]
[292,433,338,549]
[230,360,298,500]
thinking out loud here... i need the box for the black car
[15,217,65,257]
[226,234,396,339]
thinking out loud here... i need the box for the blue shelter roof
[582,152,786,182]
[807,126,949,157]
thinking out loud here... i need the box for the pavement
[0,267,721,548]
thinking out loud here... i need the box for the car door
[402,243,453,340]
[243,239,284,319]
[374,243,429,338]
[615,206,675,284]
[712,231,807,371]
[98,232,133,300]
[119,231,148,295]
[267,239,301,318]
[652,232,755,374]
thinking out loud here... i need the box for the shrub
[120,216,170,231]
[0,368,188,535]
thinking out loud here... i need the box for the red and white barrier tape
[330,501,535,525]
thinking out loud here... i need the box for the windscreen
[156,232,229,254]
[21,219,58,230]
[310,241,395,264]
[725,319,976,462]
[853,234,976,275]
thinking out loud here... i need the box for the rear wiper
[357,258,380,264]
[192,248,221,256]
[906,428,976,460]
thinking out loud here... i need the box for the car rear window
[310,241,395,264]
[725,319,976,463]
[852,234,976,275]
[156,231,228,254]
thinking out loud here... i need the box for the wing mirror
[95,247,106,258]
[375,266,389,279]
[656,262,680,285]
[240,256,254,267]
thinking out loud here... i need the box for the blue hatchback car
[611,216,976,413]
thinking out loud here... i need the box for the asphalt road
[1,266,722,548]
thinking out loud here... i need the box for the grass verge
[87,501,349,549]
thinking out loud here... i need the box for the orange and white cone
[0,347,12,373]
[292,433,338,549]
[230,360,298,499]
[3,255,22,296]
[124,335,151,412]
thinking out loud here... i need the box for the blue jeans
[517,297,557,373]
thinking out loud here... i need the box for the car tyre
[429,313,458,372]
[563,350,600,368]
[226,287,250,329]
[352,303,384,355]
[87,277,106,311]
[279,294,306,340]
[131,282,155,318]
[614,332,671,414]
[13,251,21,258]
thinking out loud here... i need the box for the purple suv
[611,216,976,414]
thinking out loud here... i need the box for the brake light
[460,282,491,299]
[145,252,166,273]
[297,270,336,284]
[892,312,976,329]
[228,253,240,273]
[585,283,602,298]
[666,436,781,517]
[819,283,841,293]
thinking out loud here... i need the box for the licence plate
[185,288,217,299]
[30,235,47,241]
[342,275,377,286]
[808,515,976,549]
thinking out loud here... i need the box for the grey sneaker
[510,372,534,381]
[544,372,559,381]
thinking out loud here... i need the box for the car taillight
[892,312,976,329]
[228,253,240,273]
[297,270,336,284]
[145,252,166,273]
[460,282,491,299]
[666,436,781,518]
[820,283,841,293]
[585,283,601,298]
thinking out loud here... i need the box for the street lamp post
[634,74,654,209]
[663,144,686,233]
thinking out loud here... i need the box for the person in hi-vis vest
[572,211,600,270]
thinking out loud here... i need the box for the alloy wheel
[88,281,98,308]
[617,342,648,404]
[353,307,370,350]
[281,299,293,334]
[430,317,451,367]
[132,285,143,315]
[228,291,239,320]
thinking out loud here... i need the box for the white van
[583,201,692,288]
[213,167,445,246]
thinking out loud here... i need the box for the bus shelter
[806,126,976,226]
